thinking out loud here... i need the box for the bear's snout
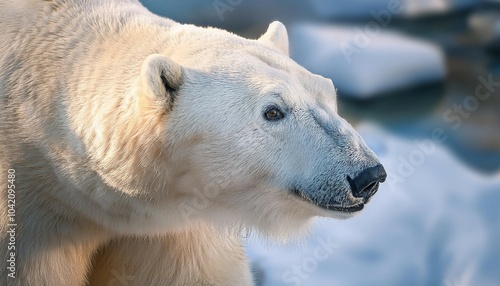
[347,164,387,201]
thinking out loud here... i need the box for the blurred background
[140,1,500,285]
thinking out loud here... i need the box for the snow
[246,124,500,286]
[289,23,446,98]
[309,0,478,19]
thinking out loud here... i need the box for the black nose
[348,164,387,199]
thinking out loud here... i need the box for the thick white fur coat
[0,0,381,285]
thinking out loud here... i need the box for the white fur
[0,0,381,285]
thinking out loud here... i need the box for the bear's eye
[264,106,284,121]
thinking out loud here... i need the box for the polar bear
[0,0,386,285]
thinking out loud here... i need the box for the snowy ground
[246,124,500,286]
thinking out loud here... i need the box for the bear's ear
[139,54,183,110]
[258,21,289,56]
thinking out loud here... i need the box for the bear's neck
[63,12,179,191]
[42,5,185,226]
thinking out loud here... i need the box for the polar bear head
[135,22,386,237]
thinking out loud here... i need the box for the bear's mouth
[289,188,364,213]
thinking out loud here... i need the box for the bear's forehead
[241,48,337,102]
[176,26,336,103]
